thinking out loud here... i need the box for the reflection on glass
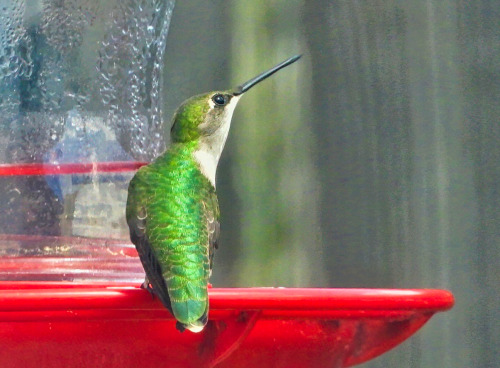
[0,0,176,280]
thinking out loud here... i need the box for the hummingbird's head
[169,91,241,187]
[170,54,301,186]
[170,91,240,145]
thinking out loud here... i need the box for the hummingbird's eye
[212,94,227,106]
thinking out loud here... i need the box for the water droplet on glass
[1,1,176,247]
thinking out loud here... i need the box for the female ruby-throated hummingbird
[126,55,301,332]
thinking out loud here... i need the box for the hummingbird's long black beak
[232,54,301,96]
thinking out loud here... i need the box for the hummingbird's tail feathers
[175,312,208,333]
[185,315,207,333]
[171,299,208,333]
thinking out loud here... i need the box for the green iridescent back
[126,141,219,328]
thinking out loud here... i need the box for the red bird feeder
[0,162,454,367]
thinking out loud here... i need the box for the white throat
[194,96,240,187]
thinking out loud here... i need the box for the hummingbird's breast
[193,95,240,187]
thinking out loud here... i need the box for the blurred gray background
[162,1,498,367]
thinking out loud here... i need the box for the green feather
[126,140,218,329]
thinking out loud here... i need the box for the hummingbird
[126,54,301,332]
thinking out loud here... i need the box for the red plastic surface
[0,161,147,176]
[0,282,453,368]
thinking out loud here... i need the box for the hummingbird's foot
[141,278,155,300]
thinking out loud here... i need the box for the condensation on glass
[0,0,175,281]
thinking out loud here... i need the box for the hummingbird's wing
[206,190,220,273]
[128,210,173,309]
[126,175,173,312]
